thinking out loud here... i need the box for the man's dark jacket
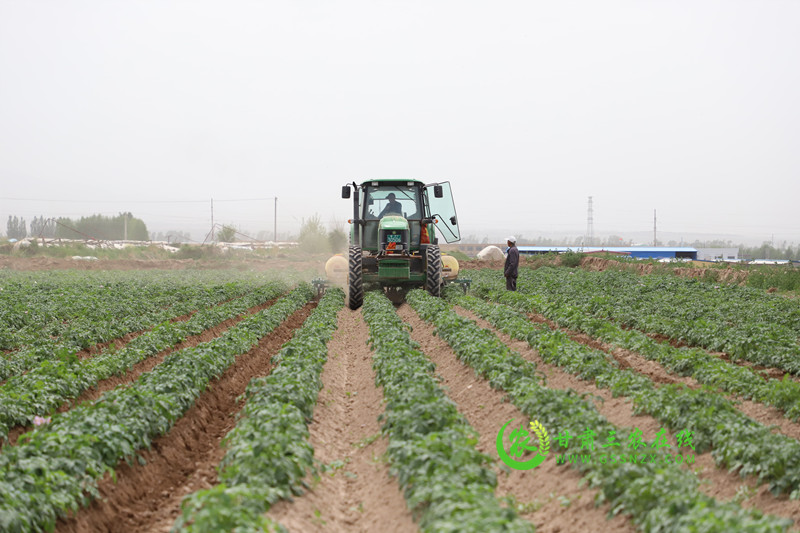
[504,245,519,278]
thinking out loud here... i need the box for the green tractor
[341,179,461,309]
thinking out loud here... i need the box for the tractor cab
[343,180,460,250]
[340,179,461,309]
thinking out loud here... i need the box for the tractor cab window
[364,185,421,220]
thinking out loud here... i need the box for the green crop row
[0,280,288,440]
[448,289,800,499]
[0,272,268,380]
[0,284,313,533]
[490,267,800,375]
[174,288,344,532]
[0,270,202,350]
[482,280,800,422]
[407,289,791,532]
[362,290,534,533]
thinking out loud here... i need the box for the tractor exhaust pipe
[352,183,360,247]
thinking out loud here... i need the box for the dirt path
[55,303,315,533]
[452,306,800,529]
[5,297,281,446]
[268,307,417,532]
[396,304,636,533]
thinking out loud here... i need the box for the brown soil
[268,307,417,532]
[459,258,506,270]
[462,254,754,286]
[0,256,201,271]
[398,304,636,532]
[5,297,281,447]
[54,303,315,533]
[450,306,800,529]
[0,255,326,274]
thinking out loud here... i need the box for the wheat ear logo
[497,419,550,470]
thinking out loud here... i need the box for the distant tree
[6,216,27,239]
[217,225,236,243]
[561,251,583,268]
[29,216,56,238]
[30,217,42,237]
[152,230,192,243]
[328,227,347,253]
[601,235,625,246]
[54,213,148,240]
[298,214,329,253]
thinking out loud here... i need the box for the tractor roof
[359,178,426,186]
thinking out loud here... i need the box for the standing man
[504,236,519,291]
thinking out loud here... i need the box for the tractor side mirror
[434,185,443,198]
[341,186,351,199]
[450,216,457,226]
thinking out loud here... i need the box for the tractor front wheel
[348,245,364,310]
[426,245,442,297]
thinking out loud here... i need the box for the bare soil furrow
[453,305,800,529]
[397,304,636,533]
[5,298,280,446]
[54,302,315,533]
[268,307,417,532]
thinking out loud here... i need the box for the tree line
[5,213,149,241]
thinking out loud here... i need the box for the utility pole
[586,196,594,247]
[123,214,128,241]
[210,198,215,242]
[653,209,657,246]
[274,197,278,243]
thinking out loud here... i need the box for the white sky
[1,1,798,245]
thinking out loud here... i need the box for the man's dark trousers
[506,275,517,291]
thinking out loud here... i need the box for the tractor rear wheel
[347,245,364,310]
[426,245,442,297]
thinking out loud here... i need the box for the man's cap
[506,236,516,243]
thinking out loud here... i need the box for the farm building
[695,247,740,261]
[516,246,699,260]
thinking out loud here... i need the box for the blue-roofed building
[516,246,698,260]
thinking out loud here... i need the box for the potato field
[1,265,800,532]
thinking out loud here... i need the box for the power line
[0,197,277,204]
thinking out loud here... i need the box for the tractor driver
[379,193,404,217]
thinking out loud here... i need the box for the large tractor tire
[425,244,442,297]
[347,245,364,310]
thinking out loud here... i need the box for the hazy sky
[1,1,798,245]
